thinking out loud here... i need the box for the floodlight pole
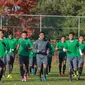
[40,15,42,32]
[0,15,2,29]
[78,16,80,37]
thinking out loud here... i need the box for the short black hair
[0,29,4,34]
[69,32,75,36]
[61,35,66,38]
[22,31,27,34]
[8,31,13,35]
[39,31,45,35]
[79,35,84,38]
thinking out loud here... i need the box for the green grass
[1,62,85,85]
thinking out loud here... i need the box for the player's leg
[19,55,25,81]
[10,54,15,73]
[29,58,33,74]
[0,58,5,82]
[73,57,78,78]
[58,54,63,75]
[78,58,84,80]
[37,56,42,81]
[48,56,52,73]
[67,57,73,82]
[46,56,49,75]
[62,56,67,75]
[24,56,29,81]
[7,54,15,78]
[43,56,48,81]
[33,57,37,75]
[6,54,11,78]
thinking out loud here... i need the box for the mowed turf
[1,60,85,85]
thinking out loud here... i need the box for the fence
[0,14,85,39]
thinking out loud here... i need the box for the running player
[55,36,66,76]
[17,31,32,82]
[0,29,7,82]
[34,32,50,82]
[6,31,17,79]
[77,35,85,80]
[47,39,55,74]
[29,40,34,74]
[64,32,79,82]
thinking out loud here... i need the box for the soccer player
[0,29,6,82]
[30,41,37,75]
[17,31,32,82]
[34,32,50,82]
[64,32,79,82]
[32,51,37,75]
[55,36,66,76]
[6,31,17,79]
[77,35,85,80]
[29,40,34,74]
[47,39,55,74]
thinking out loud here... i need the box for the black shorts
[19,55,29,65]
[0,57,5,68]
[59,53,67,64]
[6,54,15,64]
[33,57,37,66]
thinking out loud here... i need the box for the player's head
[8,31,13,39]
[39,31,45,40]
[69,32,74,40]
[61,36,66,42]
[21,31,27,39]
[0,29,4,38]
[79,35,84,43]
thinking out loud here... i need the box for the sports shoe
[7,74,12,79]
[43,75,47,82]
[24,75,27,81]
[69,79,72,82]
[22,76,24,82]
[38,78,42,82]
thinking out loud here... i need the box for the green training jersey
[77,42,85,58]
[0,39,6,57]
[29,40,34,58]
[64,39,79,57]
[49,44,55,55]
[6,38,17,54]
[18,38,32,57]
[56,41,66,55]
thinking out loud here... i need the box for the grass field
[1,60,85,85]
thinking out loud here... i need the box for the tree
[0,0,37,14]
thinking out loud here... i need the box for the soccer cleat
[76,71,79,76]
[31,68,34,73]
[24,76,27,82]
[58,74,64,76]
[74,71,79,78]
[38,78,42,82]
[43,75,47,82]
[2,75,5,78]
[22,76,24,82]
[7,74,12,79]
[74,74,77,77]
[61,74,65,76]
[43,77,47,82]
[69,79,72,82]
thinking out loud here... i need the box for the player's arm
[27,39,34,50]
[50,44,55,55]
[33,40,40,53]
[55,42,62,51]
[16,44,20,50]
[63,42,68,52]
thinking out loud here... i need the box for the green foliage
[31,0,85,16]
